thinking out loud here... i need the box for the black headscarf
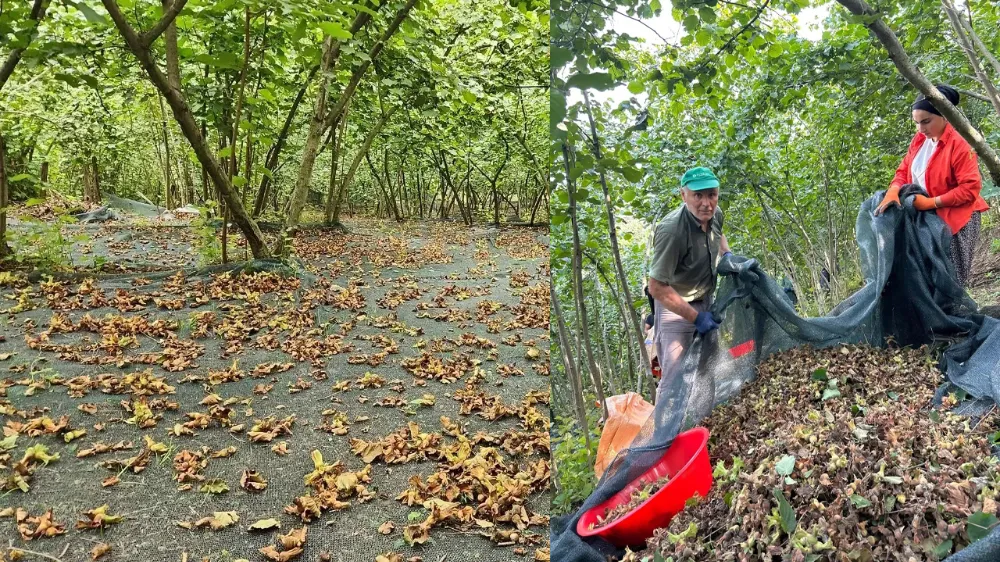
[912,84,961,116]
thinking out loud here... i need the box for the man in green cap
[647,166,733,401]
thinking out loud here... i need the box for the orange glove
[875,186,901,215]
[912,195,940,211]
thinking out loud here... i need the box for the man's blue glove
[722,251,732,259]
[694,311,720,335]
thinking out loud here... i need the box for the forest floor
[0,214,551,562]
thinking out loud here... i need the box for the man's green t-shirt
[648,204,724,302]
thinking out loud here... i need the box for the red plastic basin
[576,426,713,547]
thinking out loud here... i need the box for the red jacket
[890,123,990,235]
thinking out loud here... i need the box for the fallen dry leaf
[240,469,268,492]
[91,543,111,560]
[248,518,281,532]
[76,505,123,531]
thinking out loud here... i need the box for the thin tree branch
[140,0,190,48]
[575,0,673,45]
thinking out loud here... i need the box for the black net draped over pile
[551,188,1000,562]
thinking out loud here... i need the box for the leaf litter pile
[623,344,1000,562]
[0,219,551,562]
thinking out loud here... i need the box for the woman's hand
[875,186,901,215]
[912,194,940,211]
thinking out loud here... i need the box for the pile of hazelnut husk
[625,344,1000,562]
[589,474,672,530]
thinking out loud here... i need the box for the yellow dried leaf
[248,518,281,531]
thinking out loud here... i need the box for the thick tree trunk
[0,0,51,93]
[100,0,269,258]
[83,156,101,204]
[835,0,1000,185]
[162,0,181,91]
[281,0,416,247]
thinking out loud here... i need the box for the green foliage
[968,511,1000,542]
[191,205,222,267]
[772,487,797,535]
[5,216,82,271]
[1,0,546,227]
[552,414,601,515]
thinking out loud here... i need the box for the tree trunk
[836,0,1000,185]
[552,280,592,456]
[580,91,655,401]
[253,68,316,218]
[182,153,195,205]
[595,291,618,396]
[323,102,348,223]
[158,94,174,209]
[330,107,396,225]
[941,0,1000,118]
[565,142,608,421]
[416,170,424,218]
[83,156,101,204]
[200,121,209,203]
[0,0,51,93]
[0,134,11,256]
[281,0,413,248]
[279,35,336,249]
[229,6,251,197]
[100,0,270,258]
[162,0,181,91]
[367,150,401,221]
[323,123,341,224]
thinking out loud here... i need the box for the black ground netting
[0,223,551,561]
[551,188,1000,562]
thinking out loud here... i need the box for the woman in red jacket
[875,85,990,287]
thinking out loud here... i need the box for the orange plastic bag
[594,392,654,478]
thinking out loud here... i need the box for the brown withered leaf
[90,543,111,560]
[191,511,239,530]
[240,469,268,492]
[15,508,67,540]
[76,505,124,530]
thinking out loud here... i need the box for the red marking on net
[729,339,755,358]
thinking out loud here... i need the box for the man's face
[681,187,719,223]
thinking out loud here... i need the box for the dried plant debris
[628,345,1000,562]
[589,474,671,530]
[0,222,550,557]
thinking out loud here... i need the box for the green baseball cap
[681,167,720,191]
